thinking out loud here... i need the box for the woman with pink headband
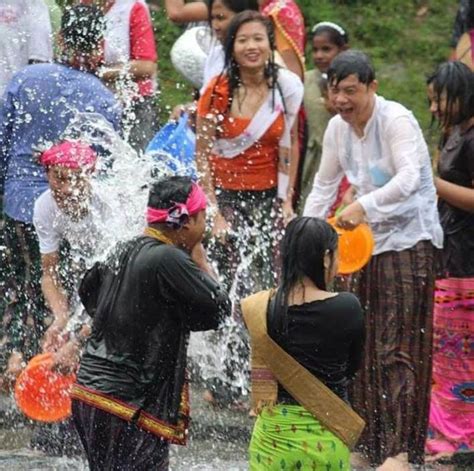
[71,176,229,470]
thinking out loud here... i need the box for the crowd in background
[0,1,472,471]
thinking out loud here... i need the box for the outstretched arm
[164,0,208,23]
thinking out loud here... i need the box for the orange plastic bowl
[328,217,375,275]
[14,353,76,422]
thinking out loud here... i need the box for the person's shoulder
[278,67,303,90]
[198,74,229,115]
[33,189,57,225]
[9,62,56,85]
[325,113,345,135]
[145,240,190,260]
[376,95,413,121]
[34,189,55,213]
[331,292,364,320]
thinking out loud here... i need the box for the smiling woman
[195,10,303,406]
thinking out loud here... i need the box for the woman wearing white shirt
[304,50,442,471]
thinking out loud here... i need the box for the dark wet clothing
[267,292,365,403]
[72,400,169,471]
[73,236,229,450]
[437,125,474,277]
[349,240,437,465]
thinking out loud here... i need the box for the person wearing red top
[79,0,158,152]
[195,11,302,405]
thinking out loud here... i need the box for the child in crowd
[299,21,351,212]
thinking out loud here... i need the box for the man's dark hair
[148,176,193,210]
[327,50,376,86]
[61,5,105,54]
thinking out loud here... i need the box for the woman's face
[427,83,459,125]
[211,0,235,43]
[312,32,343,73]
[233,21,271,71]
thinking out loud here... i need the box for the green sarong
[249,405,350,470]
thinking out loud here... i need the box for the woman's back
[268,291,364,402]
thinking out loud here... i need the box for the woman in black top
[426,61,474,459]
[248,217,364,470]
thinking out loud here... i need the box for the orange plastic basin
[15,353,75,422]
[328,217,375,275]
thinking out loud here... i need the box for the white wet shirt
[33,185,113,263]
[303,95,443,255]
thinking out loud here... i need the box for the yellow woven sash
[241,289,365,449]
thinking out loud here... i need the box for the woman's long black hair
[272,217,338,336]
[427,61,474,129]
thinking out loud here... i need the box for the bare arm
[41,252,69,351]
[164,0,208,23]
[279,49,304,81]
[195,114,219,207]
[287,119,300,199]
[195,113,230,237]
[435,177,474,213]
[100,60,157,82]
[41,252,69,323]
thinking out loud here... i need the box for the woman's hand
[282,197,295,225]
[278,153,290,174]
[211,212,231,244]
[336,201,366,230]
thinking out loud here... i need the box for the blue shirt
[0,63,121,223]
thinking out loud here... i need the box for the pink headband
[39,141,97,170]
[147,182,208,225]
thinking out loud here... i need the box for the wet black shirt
[437,125,474,277]
[268,292,365,403]
[76,236,230,425]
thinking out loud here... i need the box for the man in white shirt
[33,141,112,369]
[303,50,443,470]
[0,0,53,97]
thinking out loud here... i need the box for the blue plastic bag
[145,113,197,179]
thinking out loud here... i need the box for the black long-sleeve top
[268,292,365,403]
[76,236,230,427]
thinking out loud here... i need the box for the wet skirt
[426,277,474,454]
[349,240,437,465]
[248,404,350,470]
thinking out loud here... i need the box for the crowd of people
[0,1,472,471]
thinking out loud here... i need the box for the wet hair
[468,1,474,30]
[220,11,283,113]
[148,176,193,210]
[208,0,259,25]
[311,21,349,48]
[280,217,338,295]
[327,50,375,86]
[427,61,474,128]
[61,5,105,54]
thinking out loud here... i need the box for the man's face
[328,74,377,127]
[47,166,91,218]
[182,209,207,249]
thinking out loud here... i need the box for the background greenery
[58,1,458,144]
[152,0,457,146]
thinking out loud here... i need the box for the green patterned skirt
[249,405,350,470]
